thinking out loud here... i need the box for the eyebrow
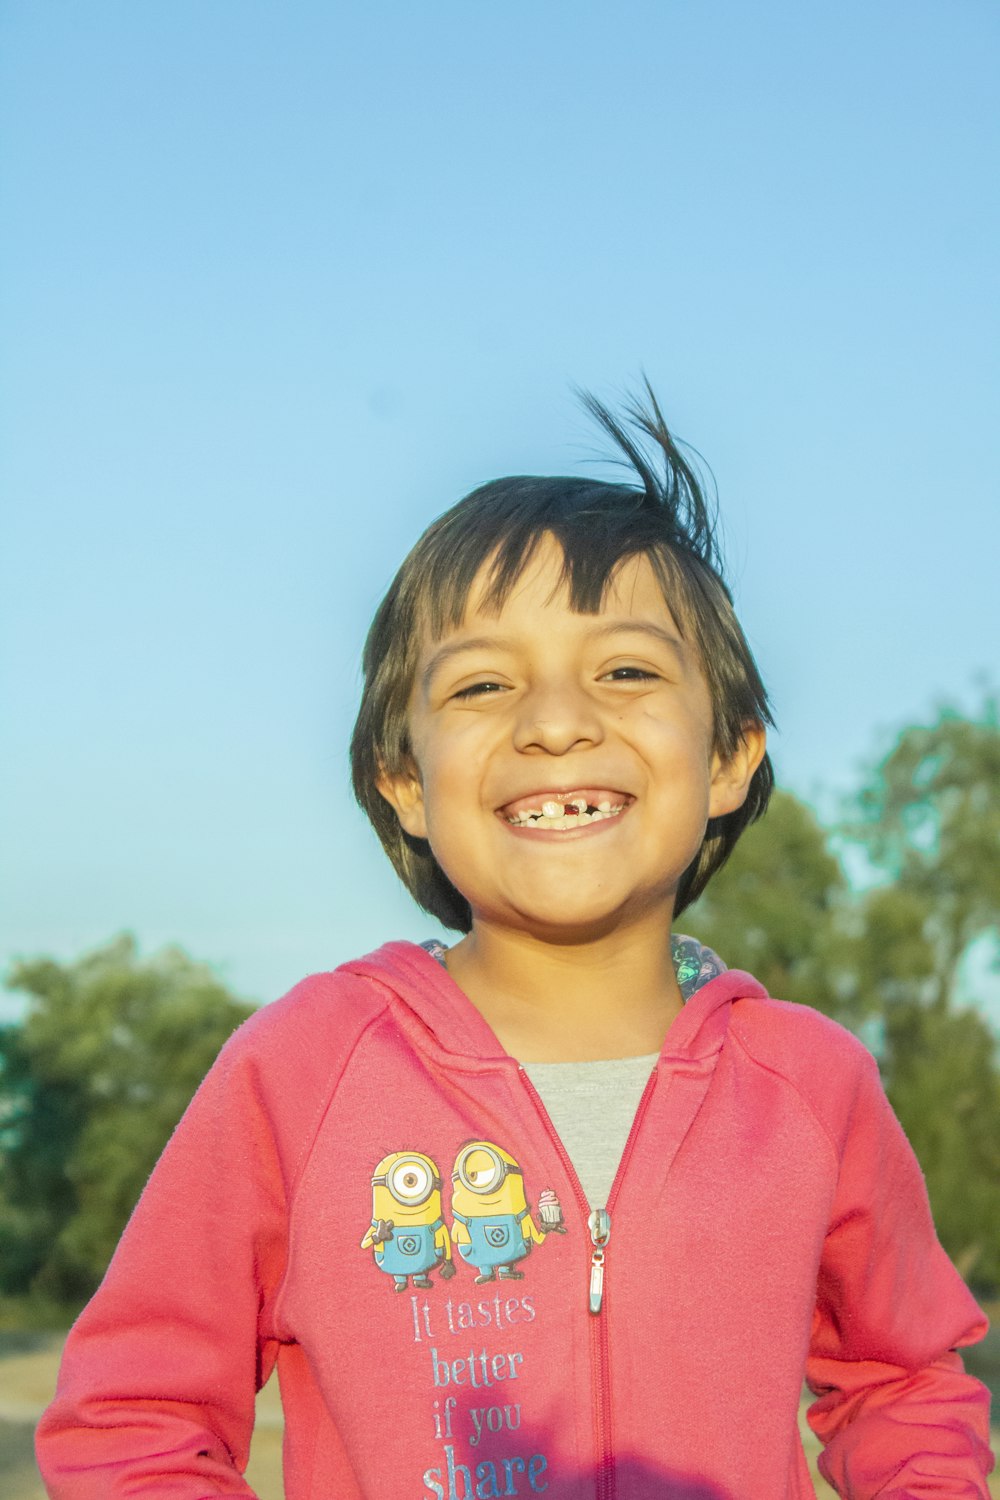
[590,619,685,655]
[421,636,517,691]
[420,619,685,692]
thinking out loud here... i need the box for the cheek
[639,706,714,770]
[419,726,495,803]
[416,762,478,856]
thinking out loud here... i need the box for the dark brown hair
[351,385,774,930]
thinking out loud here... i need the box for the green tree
[856,697,1000,1010]
[852,698,1000,1287]
[686,788,852,1020]
[880,995,1000,1288]
[0,935,254,1303]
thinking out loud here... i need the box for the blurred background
[1,2,998,1495]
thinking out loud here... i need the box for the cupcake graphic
[537,1187,567,1234]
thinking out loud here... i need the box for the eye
[458,1147,504,1193]
[601,665,659,682]
[451,679,509,700]
[388,1157,434,1204]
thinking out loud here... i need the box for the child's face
[380,534,764,941]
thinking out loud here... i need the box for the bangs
[412,478,711,644]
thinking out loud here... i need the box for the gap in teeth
[507,798,623,828]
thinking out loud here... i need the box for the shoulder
[228,937,453,1067]
[724,984,883,1151]
[179,953,411,1188]
[727,987,872,1073]
[230,962,395,1063]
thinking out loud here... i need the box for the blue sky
[1,1,997,1020]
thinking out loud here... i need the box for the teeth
[504,800,626,829]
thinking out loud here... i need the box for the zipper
[517,1065,658,1308]
[588,1208,611,1313]
[518,1064,660,1500]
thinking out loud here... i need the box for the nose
[512,677,605,756]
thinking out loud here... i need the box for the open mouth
[499,790,631,830]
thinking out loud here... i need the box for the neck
[445,915,684,1063]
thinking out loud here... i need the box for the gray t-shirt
[422,935,727,1211]
[521,1050,658,1211]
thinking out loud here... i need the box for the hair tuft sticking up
[576,378,721,571]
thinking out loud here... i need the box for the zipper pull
[587,1208,611,1315]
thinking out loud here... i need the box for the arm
[521,1212,545,1246]
[35,1016,291,1498]
[806,1052,994,1497]
[434,1220,453,1262]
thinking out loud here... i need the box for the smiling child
[37,389,993,1497]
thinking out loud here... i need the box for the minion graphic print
[362,1151,456,1291]
[450,1141,554,1285]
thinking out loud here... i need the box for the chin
[504,901,655,946]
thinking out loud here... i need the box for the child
[36,390,993,1497]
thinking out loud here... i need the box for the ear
[708,724,768,819]
[376,762,429,840]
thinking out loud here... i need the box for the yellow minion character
[450,1140,548,1285]
[361,1151,455,1292]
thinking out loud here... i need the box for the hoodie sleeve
[34,1008,298,1498]
[805,1049,994,1497]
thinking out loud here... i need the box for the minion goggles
[452,1143,524,1194]
[372,1155,442,1206]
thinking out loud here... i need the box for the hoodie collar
[344,941,508,1062]
[341,940,767,1070]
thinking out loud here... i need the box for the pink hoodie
[36,941,994,1498]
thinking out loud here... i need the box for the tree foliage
[880,996,1000,1287]
[686,789,849,1018]
[0,935,253,1303]
[856,698,1000,1009]
[851,698,1000,1287]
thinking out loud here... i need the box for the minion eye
[388,1157,433,1204]
[457,1146,504,1194]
